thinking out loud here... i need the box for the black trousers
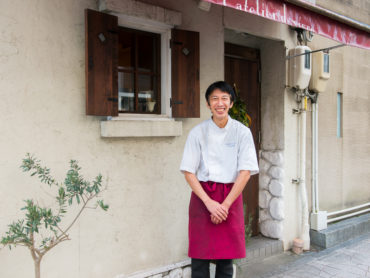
[191,258,233,278]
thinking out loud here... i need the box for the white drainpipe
[299,96,310,250]
[313,102,319,212]
[310,101,328,231]
[315,102,319,212]
[311,102,318,212]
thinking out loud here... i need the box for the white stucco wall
[1,0,369,277]
[0,0,223,277]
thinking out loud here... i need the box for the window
[85,9,200,118]
[118,27,160,114]
[323,53,329,73]
[304,50,310,69]
[337,92,343,138]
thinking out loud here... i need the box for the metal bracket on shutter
[182,47,190,56]
[108,29,118,34]
[98,33,106,42]
[170,39,183,48]
[170,98,183,107]
[170,40,190,55]
[99,30,117,43]
[107,97,118,102]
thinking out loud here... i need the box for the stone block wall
[259,150,284,239]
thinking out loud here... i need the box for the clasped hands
[204,199,230,225]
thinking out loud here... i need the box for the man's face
[207,89,233,121]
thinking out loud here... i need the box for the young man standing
[180,81,259,278]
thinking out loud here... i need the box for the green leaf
[97,200,109,211]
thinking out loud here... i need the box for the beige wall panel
[307,35,370,213]
[341,44,370,208]
[316,0,370,25]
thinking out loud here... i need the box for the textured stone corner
[259,150,284,239]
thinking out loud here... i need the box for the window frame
[113,13,173,118]
[337,92,343,138]
[117,26,161,114]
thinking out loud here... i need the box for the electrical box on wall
[309,51,330,93]
[288,46,312,90]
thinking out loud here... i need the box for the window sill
[101,115,182,138]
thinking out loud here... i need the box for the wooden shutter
[171,29,200,118]
[85,9,118,116]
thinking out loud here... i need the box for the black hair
[205,81,236,104]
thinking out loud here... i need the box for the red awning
[204,0,370,49]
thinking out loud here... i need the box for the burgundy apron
[188,181,246,259]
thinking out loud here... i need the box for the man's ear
[230,101,234,108]
[206,100,211,110]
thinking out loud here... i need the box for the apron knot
[204,181,217,192]
[203,181,233,200]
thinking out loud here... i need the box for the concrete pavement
[238,232,370,278]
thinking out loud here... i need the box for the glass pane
[304,50,310,69]
[337,93,342,138]
[324,53,329,73]
[118,29,135,70]
[137,33,158,73]
[118,72,135,112]
[138,74,157,112]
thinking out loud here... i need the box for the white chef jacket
[180,116,259,183]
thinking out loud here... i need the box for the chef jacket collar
[210,115,232,131]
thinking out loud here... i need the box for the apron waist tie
[203,181,233,200]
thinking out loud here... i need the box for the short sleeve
[237,128,259,175]
[179,131,201,174]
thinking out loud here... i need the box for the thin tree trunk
[34,259,41,278]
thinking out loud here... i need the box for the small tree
[1,154,109,278]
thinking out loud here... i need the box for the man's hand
[210,203,229,224]
[211,215,222,224]
[204,199,228,222]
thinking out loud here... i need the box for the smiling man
[180,81,259,278]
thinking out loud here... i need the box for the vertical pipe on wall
[300,96,310,250]
[315,102,319,212]
[311,101,319,213]
[312,102,316,213]
[310,100,327,231]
